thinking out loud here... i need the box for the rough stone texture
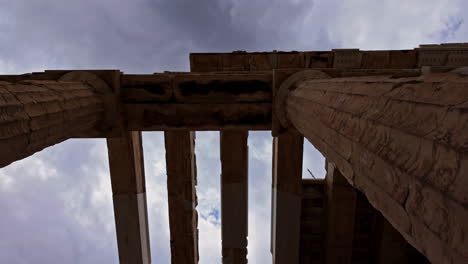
[0,80,103,168]
[121,72,273,131]
[220,131,248,264]
[126,103,272,131]
[164,131,199,264]
[190,52,307,72]
[190,46,440,72]
[418,43,468,67]
[122,72,272,103]
[286,72,468,264]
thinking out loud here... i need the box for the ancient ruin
[1,43,468,263]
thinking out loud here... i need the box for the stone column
[220,131,249,264]
[164,131,199,264]
[107,131,151,264]
[271,130,303,264]
[280,70,468,264]
[0,78,105,168]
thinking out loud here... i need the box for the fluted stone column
[280,70,468,264]
[0,78,105,168]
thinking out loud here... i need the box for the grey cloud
[0,139,119,264]
[0,0,320,73]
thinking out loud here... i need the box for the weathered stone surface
[0,80,104,168]
[107,131,151,264]
[164,131,199,264]
[418,43,468,67]
[304,51,334,68]
[125,103,272,131]
[173,72,272,103]
[332,49,362,69]
[122,72,273,103]
[286,71,468,263]
[190,51,306,72]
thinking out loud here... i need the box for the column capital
[273,69,330,130]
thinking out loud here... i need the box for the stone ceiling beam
[122,72,272,103]
[126,103,271,131]
[122,72,273,131]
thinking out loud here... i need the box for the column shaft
[164,131,199,264]
[0,80,103,167]
[107,131,151,264]
[220,131,248,264]
[286,72,468,263]
[271,130,303,264]
[325,162,357,264]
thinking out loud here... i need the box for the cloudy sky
[0,0,467,263]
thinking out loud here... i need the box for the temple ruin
[1,43,468,263]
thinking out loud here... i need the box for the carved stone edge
[60,71,124,137]
[59,71,112,93]
[274,69,330,129]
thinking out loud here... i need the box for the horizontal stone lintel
[125,103,272,131]
[1,64,464,136]
[190,44,468,71]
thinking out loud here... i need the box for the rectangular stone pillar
[271,130,303,264]
[107,131,151,264]
[325,162,357,264]
[164,131,199,264]
[220,131,248,264]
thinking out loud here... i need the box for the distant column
[325,162,357,264]
[164,131,199,264]
[220,131,249,264]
